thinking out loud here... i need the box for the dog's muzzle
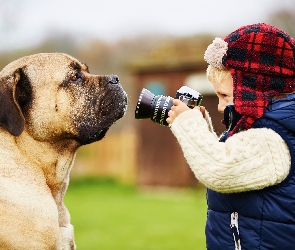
[77,74,128,145]
[107,74,128,117]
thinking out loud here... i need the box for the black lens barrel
[134,88,174,126]
[150,95,174,126]
[135,86,202,127]
[135,88,155,120]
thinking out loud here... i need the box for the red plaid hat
[205,23,295,135]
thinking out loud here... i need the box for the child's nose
[218,101,226,113]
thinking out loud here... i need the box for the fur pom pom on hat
[204,38,228,70]
[204,23,295,134]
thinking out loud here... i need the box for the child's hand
[195,106,206,118]
[166,99,206,125]
[166,99,190,125]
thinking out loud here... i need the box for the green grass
[65,177,207,250]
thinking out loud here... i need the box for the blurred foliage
[128,34,214,72]
[268,8,295,38]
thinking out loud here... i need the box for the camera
[135,86,203,126]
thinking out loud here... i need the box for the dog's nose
[107,75,120,84]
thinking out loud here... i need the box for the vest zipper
[230,212,241,250]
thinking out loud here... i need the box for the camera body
[135,86,203,126]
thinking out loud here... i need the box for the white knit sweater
[170,109,291,193]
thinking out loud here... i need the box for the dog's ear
[0,69,25,136]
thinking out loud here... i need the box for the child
[166,23,295,249]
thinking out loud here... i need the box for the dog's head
[0,53,128,145]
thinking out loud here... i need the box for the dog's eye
[70,73,82,83]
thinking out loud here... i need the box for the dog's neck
[0,128,79,191]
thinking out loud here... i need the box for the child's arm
[169,109,291,193]
[167,99,217,136]
[203,109,217,136]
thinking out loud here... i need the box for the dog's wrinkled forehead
[0,53,88,84]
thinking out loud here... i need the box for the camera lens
[150,95,174,126]
[135,88,173,126]
[135,86,202,127]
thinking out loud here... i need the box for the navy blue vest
[206,101,295,250]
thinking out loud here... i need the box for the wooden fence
[71,127,137,184]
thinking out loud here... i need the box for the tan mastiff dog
[0,53,127,249]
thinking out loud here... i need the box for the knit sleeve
[170,109,291,193]
[203,110,217,136]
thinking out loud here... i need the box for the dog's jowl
[0,53,127,249]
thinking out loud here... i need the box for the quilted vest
[206,95,295,250]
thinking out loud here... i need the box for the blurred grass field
[65,177,207,250]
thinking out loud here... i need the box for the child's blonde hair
[206,65,232,84]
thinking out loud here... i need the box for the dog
[0,53,127,249]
